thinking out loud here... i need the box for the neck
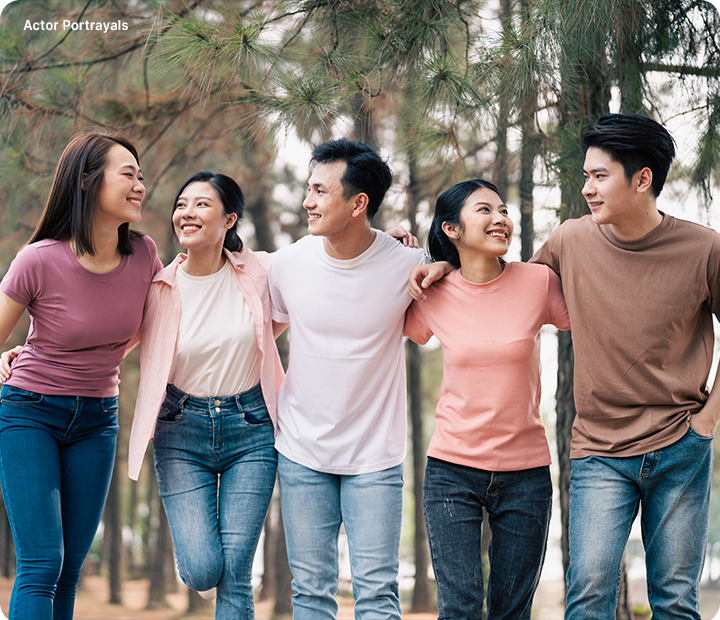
[322,225,376,260]
[72,224,121,273]
[458,252,504,284]
[182,245,227,276]
[610,203,663,241]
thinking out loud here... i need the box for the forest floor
[0,575,719,619]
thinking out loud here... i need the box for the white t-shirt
[269,231,427,474]
[169,260,261,398]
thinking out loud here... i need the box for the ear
[635,167,653,194]
[350,193,370,219]
[225,213,238,229]
[441,221,460,240]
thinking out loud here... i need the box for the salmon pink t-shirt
[404,262,569,472]
[1,234,161,397]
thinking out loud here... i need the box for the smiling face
[94,144,145,226]
[302,161,362,239]
[443,187,513,259]
[172,181,237,252]
[582,146,640,228]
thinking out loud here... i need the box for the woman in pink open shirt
[405,179,570,620]
[128,171,283,620]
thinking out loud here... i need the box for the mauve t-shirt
[0,234,161,397]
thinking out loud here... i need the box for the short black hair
[172,171,245,252]
[427,179,503,268]
[581,113,676,198]
[310,138,392,220]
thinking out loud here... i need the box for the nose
[134,178,146,197]
[582,177,595,196]
[303,192,315,210]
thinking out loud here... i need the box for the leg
[153,408,224,592]
[640,428,713,620]
[341,464,403,620]
[0,418,64,619]
[485,466,552,620]
[422,457,486,620]
[565,455,641,620]
[54,396,119,620]
[215,427,277,620]
[278,453,342,620]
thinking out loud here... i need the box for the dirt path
[0,575,718,619]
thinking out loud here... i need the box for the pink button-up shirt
[127,249,283,480]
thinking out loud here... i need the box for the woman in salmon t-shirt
[404,179,569,620]
[0,133,161,620]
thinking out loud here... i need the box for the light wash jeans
[423,457,552,620]
[565,426,713,620]
[0,384,119,620]
[277,453,403,620]
[153,383,277,620]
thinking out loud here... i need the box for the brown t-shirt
[532,213,720,458]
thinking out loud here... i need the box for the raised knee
[176,555,223,591]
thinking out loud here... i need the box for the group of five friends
[0,112,717,620]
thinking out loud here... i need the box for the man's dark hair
[310,138,393,220]
[581,113,676,198]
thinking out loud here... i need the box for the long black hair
[172,171,245,253]
[29,133,141,256]
[427,179,503,267]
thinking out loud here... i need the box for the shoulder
[10,239,61,269]
[271,235,319,267]
[373,231,427,266]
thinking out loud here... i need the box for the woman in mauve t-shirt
[0,133,160,619]
[404,179,569,620]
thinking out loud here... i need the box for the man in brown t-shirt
[532,113,720,620]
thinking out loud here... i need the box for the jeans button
[214,399,221,406]
[215,407,221,413]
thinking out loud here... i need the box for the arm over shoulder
[404,298,433,344]
[545,267,570,330]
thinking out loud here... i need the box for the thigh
[154,437,224,591]
[565,456,641,620]
[218,438,277,573]
[422,457,486,620]
[485,467,552,620]
[59,396,119,573]
[640,428,713,620]
[277,454,342,584]
[341,464,403,620]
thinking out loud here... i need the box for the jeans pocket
[0,385,44,405]
[101,395,119,414]
[157,403,183,423]
[244,401,271,426]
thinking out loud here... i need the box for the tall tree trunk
[493,0,513,200]
[106,459,123,604]
[518,0,536,262]
[273,502,293,616]
[406,153,432,612]
[147,500,172,609]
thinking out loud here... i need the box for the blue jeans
[565,426,713,620]
[0,384,119,620]
[277,454,403,620]
[153,383,276,620]
[423,457,552,620]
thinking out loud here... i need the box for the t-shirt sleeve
[404,299,433,344]
[268,262,289,323]
[707,231,720,319]
[0,245,42,306]
[530,225,563,276]
[546,267,570,330]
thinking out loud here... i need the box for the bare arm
[273,320,289,339]
[689,362,720,437]
[0,292,28,383]
[408,262,455,301]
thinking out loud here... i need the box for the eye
[175,203,186,210]
[478,206,490,212]
[501,209,509,216]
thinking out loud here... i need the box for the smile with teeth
[129,198,142,207]
[181,224,201,232]
[488,230,507,238]
[308,213,321,220]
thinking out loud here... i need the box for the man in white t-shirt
[268,138,426,620]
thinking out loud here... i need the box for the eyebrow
[582,166,609,174]
[472,201,508,208]
[177,195,214,201]
[119,163,142,174]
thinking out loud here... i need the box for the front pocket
[244,402,271,425]
[101,395,119,414]
[0,385,44,405]
[157,403,183,423]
